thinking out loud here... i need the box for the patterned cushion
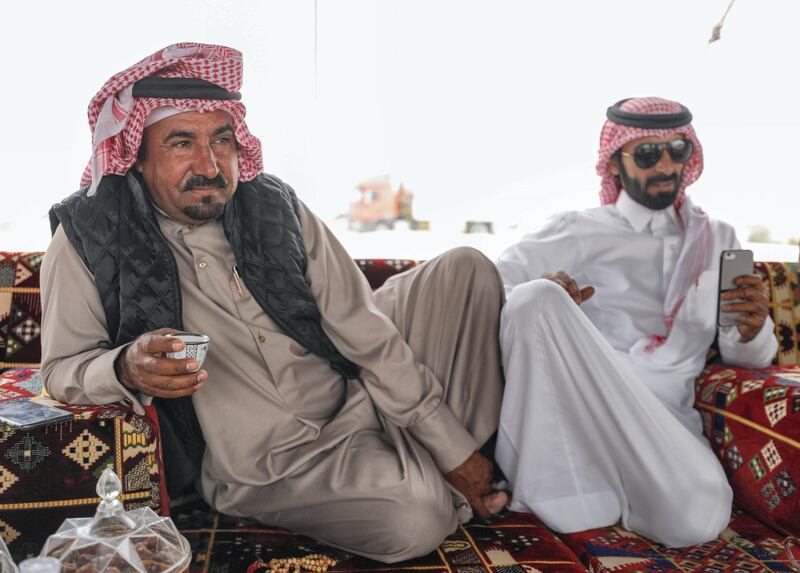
[560,506,798,572]
[695,364,800,536]
[0,368,165,562]
[757,262,800,366]
[705,262,800,366]
[0,253,43,369]
[354,258,419,290]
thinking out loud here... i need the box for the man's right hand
[542,271,595,304]
[115,328,207,398]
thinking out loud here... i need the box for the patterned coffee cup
[165,332,210,370]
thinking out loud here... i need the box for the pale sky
[1,0,798,255]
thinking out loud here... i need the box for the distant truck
[346,175,493,233]
[347,175,429,231]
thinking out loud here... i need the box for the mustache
[646,173,677,185]
[646,173,678,190]
[182,174,229,192]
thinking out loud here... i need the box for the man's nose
[193,145,219,179]
[654,150,675,174]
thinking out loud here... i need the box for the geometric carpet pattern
[0,368,164,563]
[696,363,800,538]
[753,262,800,367]
[173,498,800,573]
[561,506,800,572]
[0,252,43,369]
[173,498,588,573]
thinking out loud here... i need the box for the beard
[183,195,225,221]
[181,173,229,220]
[619,163,682,210]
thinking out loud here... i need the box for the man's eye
[173,141,191,149]
[214,136,233,144]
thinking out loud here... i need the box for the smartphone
[0,399,72,429]
[717,249,754,327]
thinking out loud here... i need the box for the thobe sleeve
[716,230,779,368]
[297,200,477,473]
[40,226,145,415]
[495,213,582,296]
[718,318,778,368]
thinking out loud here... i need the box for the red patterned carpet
[560,507,798,572]
[173,499,586,572]
[173,500,800,573]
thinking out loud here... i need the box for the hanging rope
[709,0,738,43]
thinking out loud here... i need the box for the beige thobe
[40,198,504,562]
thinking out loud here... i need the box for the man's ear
[134,149,145,173]
[608,155,620,176]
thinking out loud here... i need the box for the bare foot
[481,490,509,515]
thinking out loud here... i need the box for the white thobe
[495,191,778,547]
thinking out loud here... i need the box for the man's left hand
[721,274,770,343]
[444,451,507,519]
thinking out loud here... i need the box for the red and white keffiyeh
[81,43,263,195]
[596,97,704,208]
[596,97,712,350]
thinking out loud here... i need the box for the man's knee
[642,477,732,547]
[438,246,502,295]
[437,247,500,280]
[371,493,457,563]
[503,278,572,333]
[440,245,491,269]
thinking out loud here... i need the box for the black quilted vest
[49,172,359,495]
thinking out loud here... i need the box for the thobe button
[258,334,266,343]
[198,262,208,269]
[670,245,677,251]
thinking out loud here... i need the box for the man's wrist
[738,332,755,344]
[113,347,136,390]
[409,404,478,473]
[446,450,480,478]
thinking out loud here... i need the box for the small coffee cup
[165,332,210,369]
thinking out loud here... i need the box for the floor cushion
[696,364,800,537]
[755,262,800,366]
[0,368,164,562]
[0,253,43,369]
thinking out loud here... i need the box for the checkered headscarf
[81,43,263,195]
[596,97,712,350]
[596,97,704,208]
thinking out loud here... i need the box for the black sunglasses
[620,139,694,169]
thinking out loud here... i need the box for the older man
[495,97,778,547]
[41,43,506,562]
